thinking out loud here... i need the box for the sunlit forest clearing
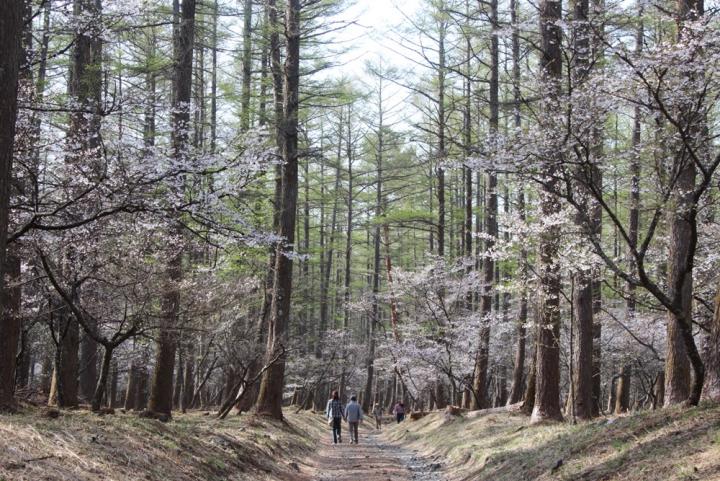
[1,0,719,479]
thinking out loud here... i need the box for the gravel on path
[306,422,445,481]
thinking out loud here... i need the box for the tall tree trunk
[463,18,473,295]
[108,360,118,408]
[701,288,720,401]
[0,0,23,413]
[589,0,605,419]
[614,364,631,414]
[147,0,196,418]
[50,0,104,410]
[318,119,342,348]
[173,344,184,408]
[49,308,80,407]
[235,0,284,415]
[520,341,537,415]
[124,362,138,410]
[255,0,301,420]
[315,144,327,356]
[508,191,528,404]
[653,371,665,408]
[135,367,148,410]
[663,0,705,407]
[383,224,401,342]
[79,325,99,402]
[471,0,499,410]
[240,0,253,131]
[16,329,32,390]
[507,0,528,407]
[531,0,564,424]
[569,0,596,421]
[343,121,354,330]
[181,344,195,413]
[363,87,384,414]
[436,13,446,257]
[663,154,695,407]
[91,345,113,412]
[210,0,218,150]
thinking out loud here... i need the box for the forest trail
[305,422,445,481]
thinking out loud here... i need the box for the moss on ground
[384,403,720,481]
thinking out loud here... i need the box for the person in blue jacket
[344,395,364,444]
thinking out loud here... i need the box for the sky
[325,0,424,79]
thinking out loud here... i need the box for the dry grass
[0,407,325,481]
[4,403,719,481]
[384,402,720,481]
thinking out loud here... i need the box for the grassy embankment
[385,403,720,481]
[0,407,325,481]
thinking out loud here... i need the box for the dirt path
[306,421,445,481]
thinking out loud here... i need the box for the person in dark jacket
[392,400,405,423]
[325,390,345,444]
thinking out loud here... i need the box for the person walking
[325,390,345,444]
[392,400,405,423]
[344,395,364,444]
[372,403,383,430]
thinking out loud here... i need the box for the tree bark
[663,158,695,406]
[436,13,446,257]
[318,134,341,354]
[363,89,384,414]
[701,289,720,401]
[520,337,537,415]
[91,345,114,411]
[240,0,253,131]
[79,323,99,402]
[255,0,301,420]
[568,0,597,421]
[508,191,528,405]
[472,0,499,410]
[506,0,526,406]
[343,111,354,329]
[108,360,118,408]
[531,0,564,424]
[172,343,184,409]
[662,0,706,408]
[180,344,195,413]
[124,362,139,410]
[147,0,196,418]
[614,364,631,414]
[49,305,79,407]
[653,371,664,408]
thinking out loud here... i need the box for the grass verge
[384,402,720,481]
[0,407,325,481]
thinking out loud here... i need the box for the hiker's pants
[332,417,342,443]
[349,421,359,443]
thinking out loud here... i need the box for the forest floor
[0,406,325,481]
[385,402,720,481]
[0,405,441,481]
[1,402,719,480]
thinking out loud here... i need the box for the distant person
[372,403,384,429]
[392,401,405,423]
[325,390,345,444]
[344,395,364,444]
